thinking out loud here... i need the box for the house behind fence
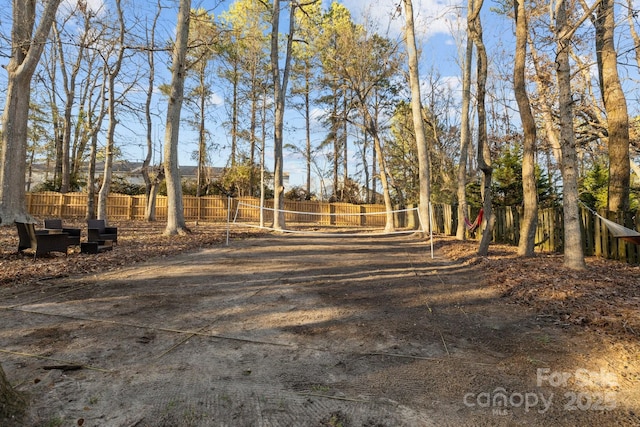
[26,192,640,264]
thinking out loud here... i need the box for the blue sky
[5,1,637,192]
[70,0,493,189]
[0,0,515,194]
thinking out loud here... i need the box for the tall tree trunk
[197,71,207,198]
[362,130,370,203]
[514,0,538,256]
[456,22,473,240]
[231,63,239,168]
[595,0,630,212]
[469,0,493,256]
[163,0,191,235]
[371,126,378,203]
[143,3,162,221]
[97,0,125,223]
[529,41,563,166]
[249,85,257,196]
[86,77,107,220]
[364,112,394,231]
[97,74,117,222]
[87,132,98,219]
[332,84,339,199]
[555,0,586,269]
[271,0,295,230]
[342,93,348,200]
[305,76,312,196]
[0,0,61,419]
[53,17,86,194]
[403,0,431,233]
[0,0,61,225]
[260,87,268,227]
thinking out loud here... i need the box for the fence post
[128,195,133,220]
[58,193,64,217]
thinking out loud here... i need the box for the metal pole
[429,202,434,259]
[226,196,231,246]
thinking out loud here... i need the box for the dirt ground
[0,222,639,426]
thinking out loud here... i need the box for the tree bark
[0,0,61,419]
[529,41,563,167]
[365,114,395,231]
[0,0,61,225]
[86,75,107,220]
[143,3,162,221]
[456,0,473,240]
[555,0,586,269]
[0,364,27,426]
[97,0,125,224]
[468,0,493,256]
[52,15,87,194]
[403,0,431,233]
[270,0,295,230]
[595,0,630,212]
[514,0,538,256]
[163,0,192,235]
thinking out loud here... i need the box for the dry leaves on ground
[1,221,638,342]
[0,220,262,287]
[436,237,640,341]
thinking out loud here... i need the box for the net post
[226,196,231,246]
[429,202,434,259]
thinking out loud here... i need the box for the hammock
[585,205,640,245]
[464,208,484,232]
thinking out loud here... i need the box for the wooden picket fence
[25,192,640,263]
[25,192,389,226]
[429,204,640,264]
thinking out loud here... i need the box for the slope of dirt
[0,222,638,426]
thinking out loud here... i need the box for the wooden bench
[16,222,70,259]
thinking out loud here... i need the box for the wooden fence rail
[25,192,640,264]
[26,192,392,226]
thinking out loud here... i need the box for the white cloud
[335,0,462,41]
[60,0,105,15]
[209,92,224,106]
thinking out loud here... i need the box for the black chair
[44,218,81,247]
[16,222,70,259]
[87,219,118,244]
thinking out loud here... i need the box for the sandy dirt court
[0,230,639,426]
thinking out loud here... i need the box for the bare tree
[468,0,493,256]
[514,0,538,256]
[456,0,474,240]
[96,0,125,222]
[402,0,431,233]
[0,0,62,225]
[591,0,630,212]
[528,41,563,166]
[163,0,192,235]
[270,0,297,229]
[554,0,590,269]
[142,0,165,221]
[0,1,62,420]
[86,69,108,220]
[51,3,92,193]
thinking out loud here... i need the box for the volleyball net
[229,201,426,237]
